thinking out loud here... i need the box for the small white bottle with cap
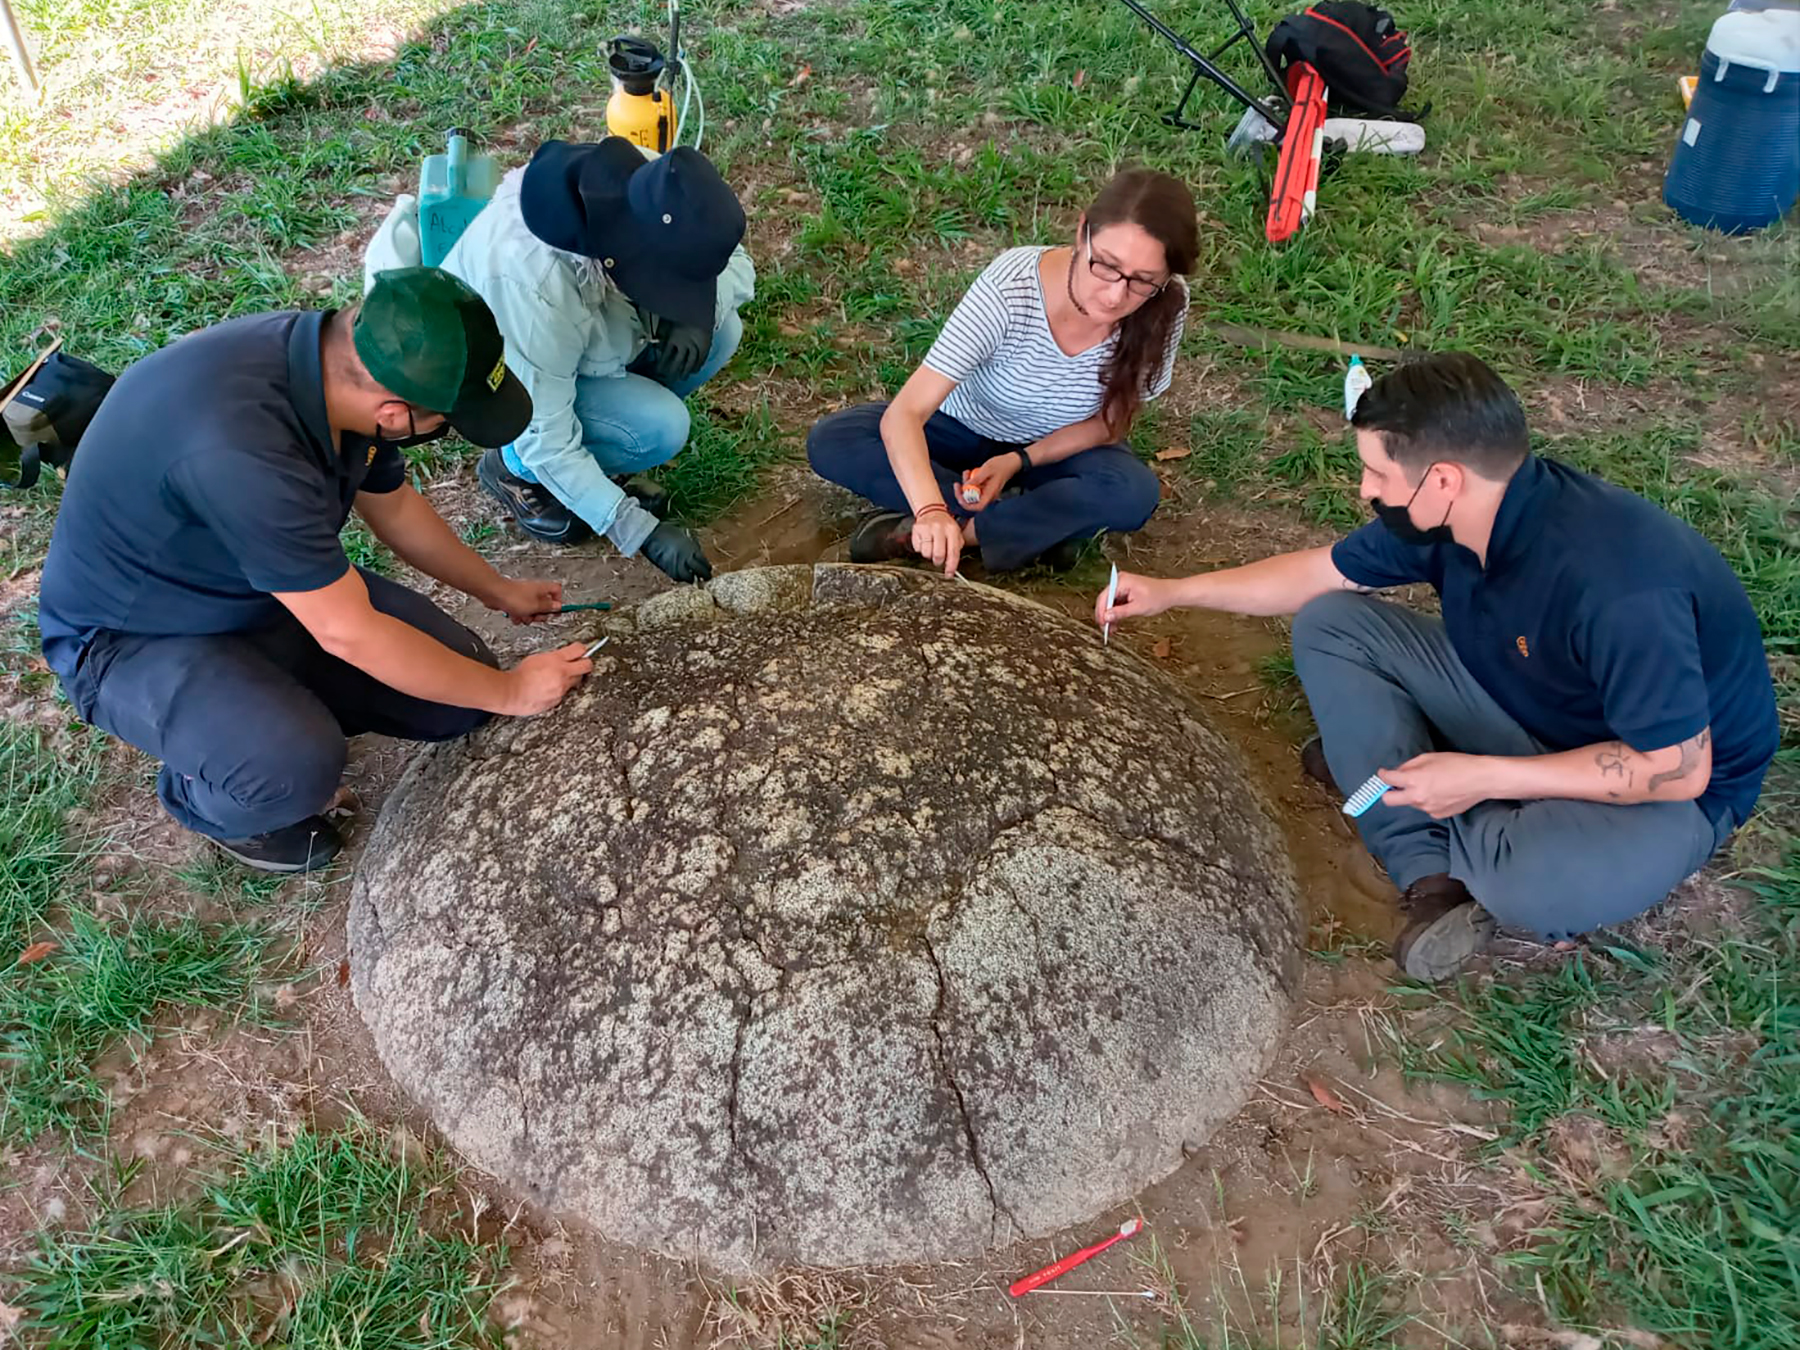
[1344,355,1373,421]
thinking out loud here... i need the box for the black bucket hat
[519,138,747,331]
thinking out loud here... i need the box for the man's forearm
[365,492,505,604]
[1171,547,1361,617]
[326,611,517,714]
[1481,732,1712,805]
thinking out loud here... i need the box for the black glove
[640,520,713,583]
[651,319,711,383]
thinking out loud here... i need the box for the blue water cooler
[1664,6,1800,234]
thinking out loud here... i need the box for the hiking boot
[614,473,671,520]
[1392,873,1495,982]
[848,510,916,564]
[1299,736,1333,789]
[214,815,342,874]
[478,448,593,545]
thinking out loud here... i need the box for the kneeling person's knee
[1086,453,1161,533]
[229,728,347,830]
[806,405,881,476]
[1290,590,1382,665]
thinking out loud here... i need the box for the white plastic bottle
[1344,355,1373,420]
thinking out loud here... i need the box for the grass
[1119,1236,1412,1349]
[0,722,106,956]
[0,911,279,1142]
[1396,859,1800,1349]
[663,401,791,525]
[1,0,1798,1344]
[1,722,284,1144]
[13,1118,512,1349]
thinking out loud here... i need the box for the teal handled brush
[1342,772,1392,818]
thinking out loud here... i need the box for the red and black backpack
[1265,3,1415,119]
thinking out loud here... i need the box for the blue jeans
[1291,592,1730,940]
[503,311,741,482]
[805,402,1161,572]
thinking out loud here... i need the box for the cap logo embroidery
[486,355,507,392]
[366,446,377,466]
[1515,636,1529,658]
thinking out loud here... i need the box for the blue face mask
[1372,462,1454,545]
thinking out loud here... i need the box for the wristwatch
[1015,448,1032,472]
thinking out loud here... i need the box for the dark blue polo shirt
[1331,455,1778,828]
[38,310,405,679]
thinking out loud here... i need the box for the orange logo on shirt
[1515,635,1530,658]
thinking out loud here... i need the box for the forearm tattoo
[1594,728,1711,800]
[1648,728,1712,793]
[1594,742,1634,799]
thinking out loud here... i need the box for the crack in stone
[356,569,1300,1269]
[920,930,1024,1246]
[724,995,751,1158]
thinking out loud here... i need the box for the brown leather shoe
[1392,873,1495,982]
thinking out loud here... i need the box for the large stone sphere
[349,565,1301,1271]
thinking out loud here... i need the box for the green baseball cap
[354,267,531,448]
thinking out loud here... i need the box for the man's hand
[483,577,563,625]
[1380,753,1499,819]
[640,520,714,582]
[961,454,1020,511]
[911,511,963,576]
[1095,571,1178,627]
[504,644,592,716]
[652,321,711,382]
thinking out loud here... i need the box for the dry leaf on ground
[1304,1075,1349,1113]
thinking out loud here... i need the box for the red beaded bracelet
[914,502,950,520]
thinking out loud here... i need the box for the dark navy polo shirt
[38,310,406,679]
[1331,455,1779,828]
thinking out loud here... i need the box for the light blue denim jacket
[364,165,754,552]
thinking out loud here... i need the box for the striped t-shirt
[924,246,1187,445]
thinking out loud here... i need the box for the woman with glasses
[806,168,1198,575]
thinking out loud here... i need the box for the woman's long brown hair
[1086,168,1199,436]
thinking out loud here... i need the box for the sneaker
[214,815,342,874]
[1299,737,1333,789]
[478,448,593,545]
[1392,874,1495,982]
[848,510,916,564]
[614,474,671,520]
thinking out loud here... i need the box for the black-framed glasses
[1085,226,1168,298]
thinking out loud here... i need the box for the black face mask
[1372,462,1455,546]
[374,405,450,453]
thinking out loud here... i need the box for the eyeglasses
[1085,226,1168,298]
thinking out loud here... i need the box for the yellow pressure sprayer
[605,0,704,153]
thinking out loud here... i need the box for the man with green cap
[37,268,592,873]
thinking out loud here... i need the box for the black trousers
[66,569,495,840]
